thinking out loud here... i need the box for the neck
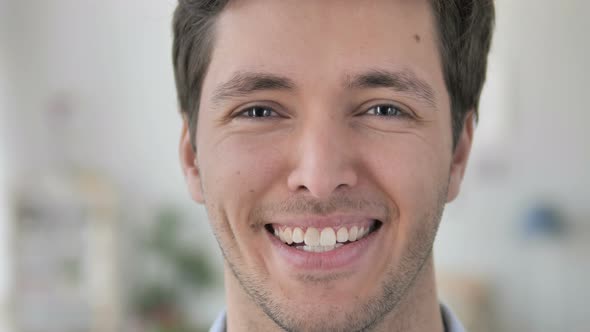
[225,254,444,332]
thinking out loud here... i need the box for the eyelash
[235,103,412,119]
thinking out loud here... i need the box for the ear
[446,111,475,202]
[179,119,205,204]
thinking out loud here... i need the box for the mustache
[249,193,392,225]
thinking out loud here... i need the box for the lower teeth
[297,243,344,253]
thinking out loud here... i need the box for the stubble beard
[207,183,448,332]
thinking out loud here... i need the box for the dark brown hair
[172,0,495,149]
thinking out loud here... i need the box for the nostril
[296,185,309,192]
[336,183,350,190]
[286,154,358,199]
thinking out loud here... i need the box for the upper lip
[266,214,383,229]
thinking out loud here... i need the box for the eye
[365,104,407,117]
[238,106,278,118]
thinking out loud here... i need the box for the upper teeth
[274,225,371,247]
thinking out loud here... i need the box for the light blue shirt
[210,303,465,332]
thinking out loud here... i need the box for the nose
[287,117,358,199]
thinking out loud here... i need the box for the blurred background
[0,0,588,331]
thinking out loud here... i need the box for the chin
[263,300,380,332]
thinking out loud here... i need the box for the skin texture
[179,0,474,331]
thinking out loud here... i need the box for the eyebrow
[210,69,436,108]
[211,71,295,106]
[345,69,436,107]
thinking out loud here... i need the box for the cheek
[199,135,287,271]
[200,135,287,222]
[365,136,450,223]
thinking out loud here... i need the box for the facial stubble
[204,179,448,332]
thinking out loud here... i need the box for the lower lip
[267,227,380,271]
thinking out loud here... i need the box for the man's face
[181,0,472,330]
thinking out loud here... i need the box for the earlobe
[446,111,475,202]
[179,120,205,204]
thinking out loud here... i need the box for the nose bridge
[287,110,358,198]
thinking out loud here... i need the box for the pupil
[251,107,270,117]
[377,105,396,116]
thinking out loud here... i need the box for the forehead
[203,0,447,106]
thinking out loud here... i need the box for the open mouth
[265,220,383,253]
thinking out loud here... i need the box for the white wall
[2,1,214,330]
[3,0,195,209]
[1,0,15,330]
[435,1,590,331]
